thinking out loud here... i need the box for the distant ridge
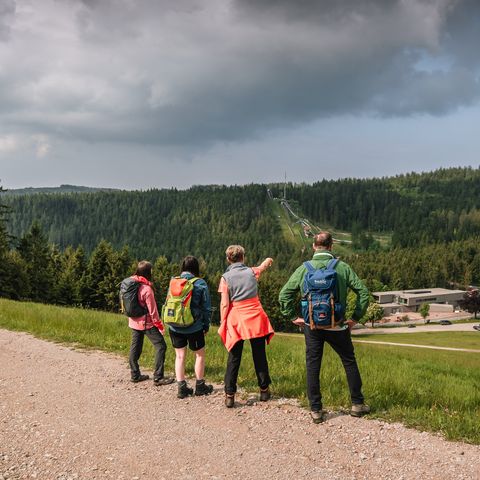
[1,184,121,195]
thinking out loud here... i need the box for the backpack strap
[303,261,315,272]
[327,258,339,270]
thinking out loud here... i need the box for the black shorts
[169,329,205,351]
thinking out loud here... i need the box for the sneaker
[259,387,271,402]
[177,381,193,399]
[310,410,327,424]
[225,393,235,408]
[195,380,214,396]
[350,404,371,417]
[131,374,149,383]
[153,376,175,386]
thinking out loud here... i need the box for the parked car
[439,320,452,325]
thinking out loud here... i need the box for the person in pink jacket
[128,261,174,386]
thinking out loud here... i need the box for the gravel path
[1,329,479,480]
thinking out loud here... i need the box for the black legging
[224,336,271,394]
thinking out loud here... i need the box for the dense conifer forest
[1,166,480,329]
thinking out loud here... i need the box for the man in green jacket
[279,231,370,423]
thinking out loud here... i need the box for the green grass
[1,298,479,444]
[354,332,480,350]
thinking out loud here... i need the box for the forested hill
[4,185,298,273]
[281,166,480,247]
[3,167,480,325]
[1,185,119,196]
[5,166,480,261]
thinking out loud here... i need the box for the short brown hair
[181,255,200,277]
[135,260,153,280]
[313,231,333,249]
[225,245,245,263]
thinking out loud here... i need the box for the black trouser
[304,327,364,411]
[129,327,167,381]
[224,336,271,394]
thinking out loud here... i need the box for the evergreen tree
[17,222,55,302]
[56,246,86,305]
[81,240,117,309]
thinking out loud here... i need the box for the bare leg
[194,347,206,380]
[175,347,187,382]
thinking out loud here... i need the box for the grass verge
[354,332,480,350]
[1,298,479,444]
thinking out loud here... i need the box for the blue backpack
[301,259,344,329]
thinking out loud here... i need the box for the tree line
[2,167,480,329]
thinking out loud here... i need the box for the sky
[0,0,479,189]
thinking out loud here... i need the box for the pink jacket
[128,275,165,334]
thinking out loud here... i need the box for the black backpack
[119,277,148,317]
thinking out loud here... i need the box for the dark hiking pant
[304,327,364,411]
[224,336,271,394]
[129,327,167,381]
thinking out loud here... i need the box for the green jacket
[279,251,370,323]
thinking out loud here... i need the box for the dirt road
[1,329,479,480]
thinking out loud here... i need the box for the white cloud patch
[0,135,18,154]
[32,134,50,158]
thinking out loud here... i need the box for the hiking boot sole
[195,389,213,396]
[177,391,193,399]
[311,410,327,424]
[154,377,175,386]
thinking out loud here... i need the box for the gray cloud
[0,0,479,149]
[0,0,15,41]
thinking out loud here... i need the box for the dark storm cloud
[1,0,479,148]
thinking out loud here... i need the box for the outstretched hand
[263,257,274,268]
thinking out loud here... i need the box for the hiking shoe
[153,376,175,386]
[225,394,235,408]
[259,388,271,402]
[131,374,149,383]
[350,404,371,417]
[177,381,194,399]
[195,380,214,396]
[310,410,327,424]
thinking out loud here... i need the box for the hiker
[218,245,275,408]
[123,260,174,386]
[279,232,370,423]
[165,255,214,398]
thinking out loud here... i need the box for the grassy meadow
[354,331,480,349]
[1,298,479,444]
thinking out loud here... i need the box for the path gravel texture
[1,329,479,480]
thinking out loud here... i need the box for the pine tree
[56,246,86,305]
[81,240,116,309]
[17,222,55,302]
